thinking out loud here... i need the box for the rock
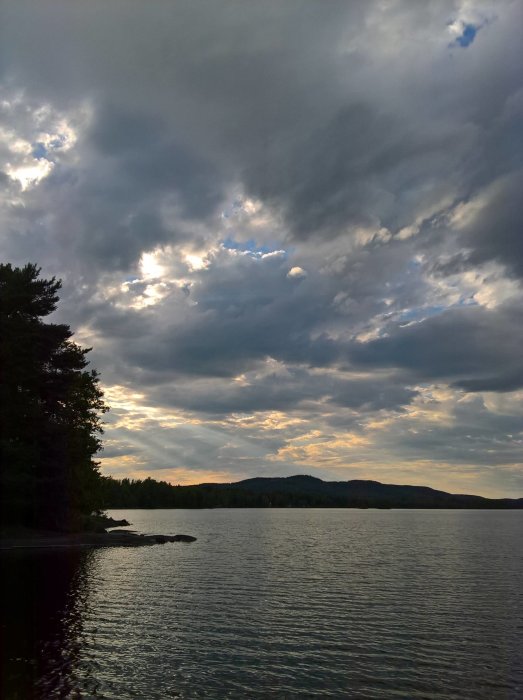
[0,530,196,549]
[104,532,197,546]
[101,517,131,527]
[151,534,197,543]
[154,535,170,543]
[171,534,197,542]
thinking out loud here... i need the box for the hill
[102,474,523,509]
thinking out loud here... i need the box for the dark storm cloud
[147,369,416,417]
[242,102,475,239]
[74,242,423,418]
[457,172,523,278]
[116,269,342,378]
[88,105,224,219]
[3,0,520,249]
[95,240,423,381]
[0,145,213,278]
[1,0,523,493]
[349,302,523,392]
[88,107,164,156]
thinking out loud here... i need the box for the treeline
[100,476,338,509]
[101,474,523,510]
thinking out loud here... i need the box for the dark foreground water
[2,510,523,699]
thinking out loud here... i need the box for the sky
[1,0,522,497]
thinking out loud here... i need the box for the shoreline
[0,528,196,550]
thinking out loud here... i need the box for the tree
[0,263,108,529]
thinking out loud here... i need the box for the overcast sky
[1,0,522,496]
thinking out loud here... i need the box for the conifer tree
[0,263,108,529]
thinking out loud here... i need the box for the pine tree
[0,263,108,529]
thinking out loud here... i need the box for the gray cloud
[349,302,523,392]
[148,369,417,418]
[458,172,523,277]
[2,0,520,243]
[1,0,522,494]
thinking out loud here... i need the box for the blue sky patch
[456,24,477,47]
[222,237,286,257]
[398,298,478,324]
[449,22,482,49]
[32,142,48,159]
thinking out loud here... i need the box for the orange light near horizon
[99,463,247,487]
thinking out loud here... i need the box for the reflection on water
[1,510,523,699]
[1,548,96,699]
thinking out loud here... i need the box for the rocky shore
[0,520,196,550]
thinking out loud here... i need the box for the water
[2,509,523,699]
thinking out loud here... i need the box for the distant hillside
[102,474,523,509]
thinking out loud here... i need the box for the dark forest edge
[101,474,523,510]
[1,263,108,532]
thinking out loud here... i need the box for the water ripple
[2,509,522,698]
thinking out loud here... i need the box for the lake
[2,509,522,698]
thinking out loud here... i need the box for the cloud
[446,172,523,278]
[349,302,523,392]
[287,267,307,279]
[449,22,481,48]
[0,0,522,495]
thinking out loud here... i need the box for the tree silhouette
[0,263,108,529]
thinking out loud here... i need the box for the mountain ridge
[220,475,522,506]
[103,474,523,509]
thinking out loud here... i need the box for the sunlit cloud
[287,266,307,279]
